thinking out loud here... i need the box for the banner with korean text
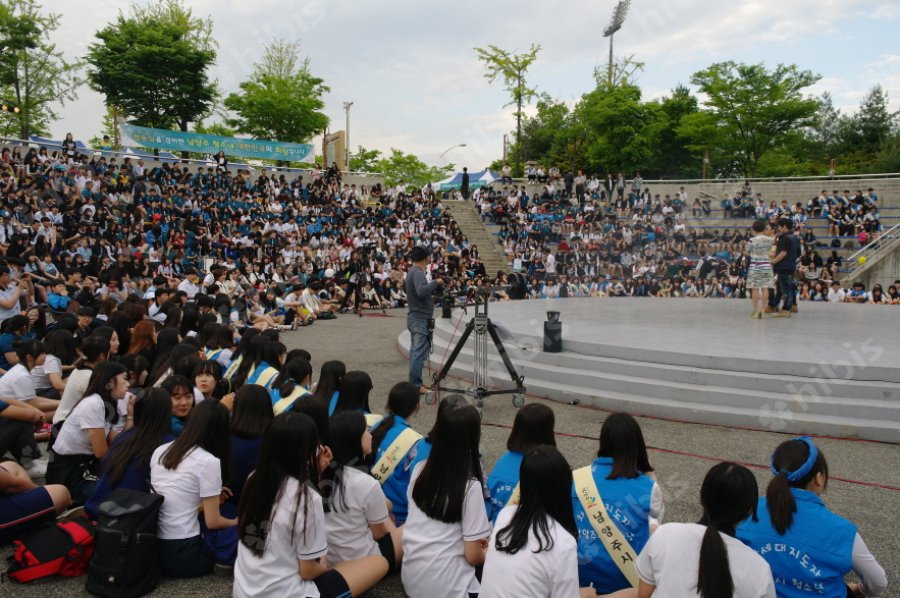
[119,124,315,162]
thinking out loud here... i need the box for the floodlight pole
[607,33,615,86]
[603,0,631,87]
[343,101,353,170]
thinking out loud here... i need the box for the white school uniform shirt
[0,364,35,400]
[401,462,491,598]
[479,506,580,598]
[52,394,113,456]
[234,478,327,598]
[636,522,776,598]
[150,443,222,540]
[324,466,389,564]
[54,368,93,424]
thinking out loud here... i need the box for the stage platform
[398,298,900,443]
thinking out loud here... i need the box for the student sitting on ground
[369,381,421,524]
[234,412,387,598]
[737,437,888,598]
[0,457,71,545]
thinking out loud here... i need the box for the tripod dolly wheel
[423,390,436,406]
[512,394,525,408]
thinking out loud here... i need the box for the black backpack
[85,489,164,598]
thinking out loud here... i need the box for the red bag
[5,517,95,583]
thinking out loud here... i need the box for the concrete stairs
[444,200,509,275]
[398,315,900,443]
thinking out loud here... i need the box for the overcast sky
[46,0,900,170]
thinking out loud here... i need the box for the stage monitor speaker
[544,321,562,353]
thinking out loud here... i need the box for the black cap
[409,246,429,262]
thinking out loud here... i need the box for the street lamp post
[439,143,467,162]
[602,0,631,86]
[343,101,353,170]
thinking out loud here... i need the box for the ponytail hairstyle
[238,413,320,557]
[597,412,654,479]
[320,411,368,513]
[495,445,576,555]
[766,437,828,534]
[411,396,482,523]
[506,403,556,453]
[370,381,419,452]
[313,360,345,404]
[273,357,312,399]
[231,335,267,387]
[697,462,759,598]
[333,370,373,414]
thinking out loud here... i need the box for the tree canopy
[224,39,329,144]
[85,0,217,132]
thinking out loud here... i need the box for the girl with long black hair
[315,359,346,414]
[151,400,235,578]
[737,437,887,598]
[486,403,555,524]
[637,462,775,598]
[322,411,402,572]
[573,412,664,594]
[332,370,381,427]
[369,381,421,524]
[271,356,313,415]
[402,398,490,597]
[234,412,387,597]
[228,384,273,508]
[481,446,589,598]
[84,387,174,519]
[245,340,285,391]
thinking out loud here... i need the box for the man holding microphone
[405,246,443,393]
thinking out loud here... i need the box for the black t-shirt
[774,233,798,273]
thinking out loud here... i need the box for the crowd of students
[2,349,889,598]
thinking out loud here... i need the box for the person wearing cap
[737,437,887,598]
[405,246,443,392]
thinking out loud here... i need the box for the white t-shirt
[636,523,776,598]
[150,443,222,540]
[324,466,389,565]
[52,394,109,456]
[0,364,35,400]
[401,462,491,598]
[480,506,580,598]
[31,354,62,391]
[234,478,328,598]
[55,368,93,424]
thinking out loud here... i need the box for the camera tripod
[426,288,526,414]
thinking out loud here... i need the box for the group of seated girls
[1,336,890,598]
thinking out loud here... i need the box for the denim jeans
[407,317,431,388]
[769,271,796,310]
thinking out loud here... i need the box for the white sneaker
[24,456,48,479]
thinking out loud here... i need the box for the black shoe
[213,563,233,577]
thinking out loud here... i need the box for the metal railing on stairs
[839,221,900,280]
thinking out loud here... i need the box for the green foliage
[376,149,452,188]
[679,61,821,177]
[348,146,382,173]
[0,0,81,139]
[86,0,217,132]
[224,39,329,143]
[194,120,236,138]
[475,44,541,172]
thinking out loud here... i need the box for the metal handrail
[841,221,900,277]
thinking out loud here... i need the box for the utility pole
[343,101,353,170]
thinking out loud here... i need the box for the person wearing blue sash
[312,360,345,416]
[269,357,313,415]
[369,382,421,524]
[572,412,664,594]
[223,329,262,383]
[245,341,285,392]
[737,437,887,598]
[486,403,556,524]
[331,370,378,422]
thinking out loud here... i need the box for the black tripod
[428,288,526,415]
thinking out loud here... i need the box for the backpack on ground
[85,488,164,598]
[4,517,95,583]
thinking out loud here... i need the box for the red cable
[480,421,900,492]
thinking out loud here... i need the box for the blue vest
[487,451,523,524]
[246,362,278,390]
[572,457,654,594]
[371,416,420,524]
[737,490,856,598]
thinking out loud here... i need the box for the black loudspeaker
[544,321,562,353]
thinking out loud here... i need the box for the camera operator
[338,249,365,314]
[406,246,443,393]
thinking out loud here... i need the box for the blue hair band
[769,436,819,483]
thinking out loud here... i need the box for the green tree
[474,44,541,173]
[193,120,236,138]
[845,85,896,153]
[0,0,80,139]
[87,104,123,149]
[348,146,382,172]
[376,149,452,188]
[679,62,821,177]
[224,39,329,144]
[85,0,217,132]
[644,85,702,178]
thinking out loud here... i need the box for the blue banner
[119,123,315,162]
